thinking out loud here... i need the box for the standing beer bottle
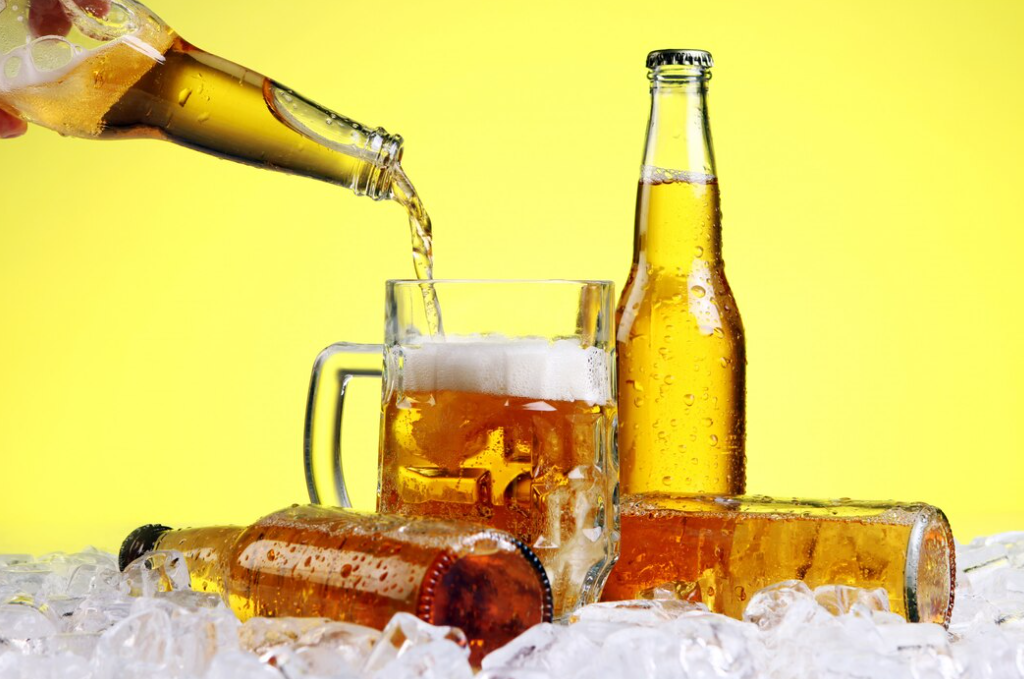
[617,49,746,496]
[119,505,553,665]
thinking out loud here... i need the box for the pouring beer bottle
[119,504,553,665]
[617,49,746,496]
[0,0,433,278]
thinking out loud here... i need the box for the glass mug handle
[303,343,383,508]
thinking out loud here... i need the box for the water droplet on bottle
[691,286,706,298]
[197,112,211,123]
[664,375,676,385]
[633,397,646,408]
[695,246,704,257]
[662,476,673,486]
[719,357,730,367]
[684,393,695,406]
[325,117,334,126]
[703,418,714,427]
[709,435,719,447]
[177,88,192,107]
[713,328,725,338]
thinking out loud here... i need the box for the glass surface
[603,494,955,626]
[306,280,619,620]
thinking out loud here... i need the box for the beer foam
[0,38,89,91]
[400,337,611,406]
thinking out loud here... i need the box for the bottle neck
[642,65,716,179]
[154,525,242,595]
[635,66,721,270]
[102,38,402,200]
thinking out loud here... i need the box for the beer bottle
[1,0,436,278]
[601,494,955,626]
[0,0,402,200]
[617,49,746,497]
[119,504,553,665]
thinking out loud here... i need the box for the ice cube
[120,551,191,598]
[206,650,283,679]
[570,598,707,626]
[246,617,380,677]
[239,616,335,654]
[482,623,600,676]
[363,612,471,678]
[743,580,829,631]
[92,594,239,677]
[813,584,891,617]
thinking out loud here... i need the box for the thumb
[0,109,28,139]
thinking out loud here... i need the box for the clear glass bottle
[602,494,955,626]
[0,0,404,197]
[617,49,746,497]
[120,504,553,664]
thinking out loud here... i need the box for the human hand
[0,0,111,138]
[29,0,110,40]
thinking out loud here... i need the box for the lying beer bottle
[119,504,553,664]
[601,494,955,626]
[617,49,746,497]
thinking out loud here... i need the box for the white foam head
[400,336,611,406]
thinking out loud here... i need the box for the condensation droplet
[695,246,704,257]
[664,375,676,385]
[691,285,706,298]
[713,327,725,338]
[177,88,192,106]
[684,394,695,406]
[709,435,719,447]
[719,357,730,367]
[633,397,646,408]
[662,476,673,486]
[197,112,211,123]
[703,418,714,427]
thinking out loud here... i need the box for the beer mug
[304,280,619,619]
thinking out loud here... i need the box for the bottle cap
[119,523,172,571]
[646,49,714,69]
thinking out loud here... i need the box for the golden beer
[377,338,618,619]
[617,50,745,497]
[602,494,955,626]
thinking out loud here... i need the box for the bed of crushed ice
[0,533,1022,679]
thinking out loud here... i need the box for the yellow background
[1,0,1022,553]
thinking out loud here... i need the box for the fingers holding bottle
[0,109,28,139]
[28,0,110,38]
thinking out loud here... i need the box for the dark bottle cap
[647,49,714,69]
[119,524,172,571]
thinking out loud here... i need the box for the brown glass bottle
[120,504,553,664]
[601,494,955,626]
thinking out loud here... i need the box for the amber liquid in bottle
[120,505,552,664]
[601,494,955,626]
[617,51,745,497]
